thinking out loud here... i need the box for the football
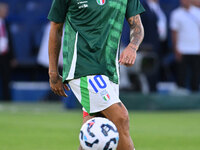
[79,117,119,150]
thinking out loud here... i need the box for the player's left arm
[119,14,144,66]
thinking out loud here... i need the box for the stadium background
[0,0,200,150]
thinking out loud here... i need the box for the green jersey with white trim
[48,0,144,84]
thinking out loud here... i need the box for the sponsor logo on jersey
[96,0,106,5]
[77,0,88,9]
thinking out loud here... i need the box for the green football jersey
[48,0,144,84]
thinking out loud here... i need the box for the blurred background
[0,0,200,150]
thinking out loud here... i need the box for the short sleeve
[170,11,179,31]
[48,0,68,23]
[126,0,145,19]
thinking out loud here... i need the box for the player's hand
[119,43,137,67]
[49,73,70,97]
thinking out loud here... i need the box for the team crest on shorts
[96,0,106,5]
[100,90,110,101]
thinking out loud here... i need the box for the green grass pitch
[0,103,200,150]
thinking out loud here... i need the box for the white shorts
[69,75,121,114]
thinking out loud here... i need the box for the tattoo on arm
[128,15,144,50]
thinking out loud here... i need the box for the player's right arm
[48,21,69,97]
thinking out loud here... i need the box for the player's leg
[101,102,134,150]
[69,75,134,150]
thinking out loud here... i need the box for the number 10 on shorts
[89,75,107,93]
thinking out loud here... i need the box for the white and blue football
[79,117,119,150]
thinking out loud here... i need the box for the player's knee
[115,109,130,132]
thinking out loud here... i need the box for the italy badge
[103,93,110,101]
[100,89,110,101]
[96,0,106,5]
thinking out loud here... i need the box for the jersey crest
[96,0,106,5]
